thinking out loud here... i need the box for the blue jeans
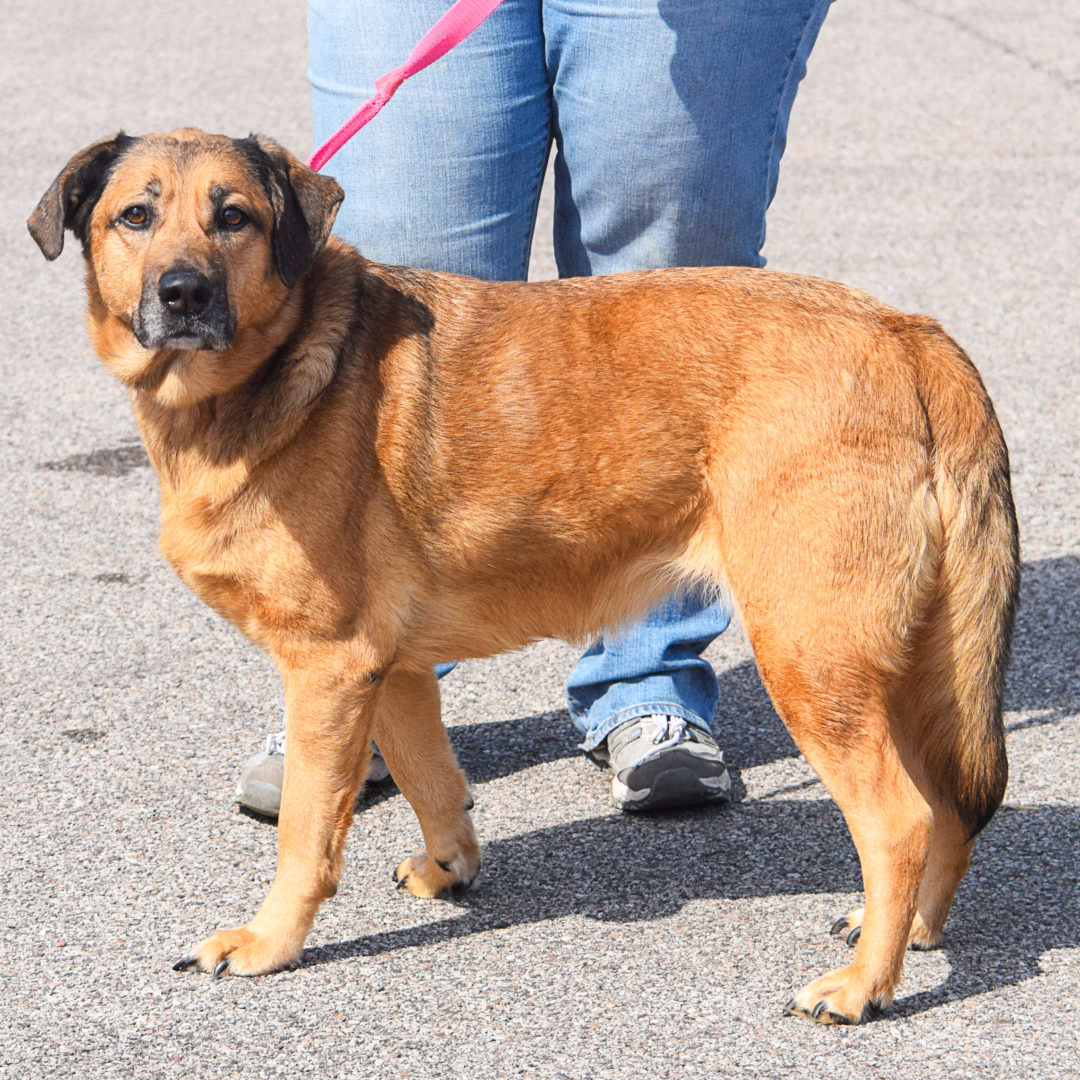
[309,0,832,748]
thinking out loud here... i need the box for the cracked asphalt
[2,2,1078,1078]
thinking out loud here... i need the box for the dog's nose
[157,269,213,316]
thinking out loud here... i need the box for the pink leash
[308,0,507,172]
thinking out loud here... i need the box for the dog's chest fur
[152,447,346,648]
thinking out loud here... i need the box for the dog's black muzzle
[135,265,234,351]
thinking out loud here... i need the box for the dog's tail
[900,316,1019,838]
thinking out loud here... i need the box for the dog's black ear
[238,135,345,289]
[28,133,133,260]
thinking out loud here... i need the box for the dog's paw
[830,907,942,951]
[906,912,945,951]
[783,965,889,1025]
[393,851,478,899]
[172,924,301,978]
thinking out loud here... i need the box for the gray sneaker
[236,731,392,818]
[592,715,731,811]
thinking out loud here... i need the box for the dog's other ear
[239,135,345,289]
[28,133,133,260]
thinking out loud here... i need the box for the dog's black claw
[396,875,410,891]
[846,926,862,947]
[435,857,453,872]
[863,998,884,1020]
[463,795,475,812]
[783,998,799,1015]
[830,917,849,936]
[811,1001,828,1020]
[391,867,400,883]
[213,959,229,979]
[172,955,197,972]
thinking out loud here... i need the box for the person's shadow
[308,555,1080,1018]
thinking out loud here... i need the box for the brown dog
[29,129,1018,1024]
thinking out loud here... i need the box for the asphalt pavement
[2,2,1078,1078]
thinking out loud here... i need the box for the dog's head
[28,129,343,402]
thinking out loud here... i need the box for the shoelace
[648,715,690,752]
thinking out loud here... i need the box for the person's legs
[547,0,834,803]
[545,0,834,275]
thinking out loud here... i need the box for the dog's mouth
[160,331,230,352]
[133,308,235,353]
[135,329,232,353]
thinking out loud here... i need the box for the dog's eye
[121,205,149,228]
[221,206,247,230]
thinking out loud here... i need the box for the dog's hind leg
[760,659,933,1024]
[828,683,981,955]
[828,806,972,955]
[832,606,1011,954]
[712,455,942,1022]
[373,667,480,899]
[830,454,1016,956]
[908,809,974,949]
[821,679,978,957]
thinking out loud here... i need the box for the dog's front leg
[373,667,480,898]
[176,660,378,977]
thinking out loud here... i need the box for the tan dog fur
[29,130,1019,1024]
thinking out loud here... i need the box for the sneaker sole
[237,781,281,818]
[612,761,731,812]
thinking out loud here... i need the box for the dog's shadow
[305,800,1079,1019]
